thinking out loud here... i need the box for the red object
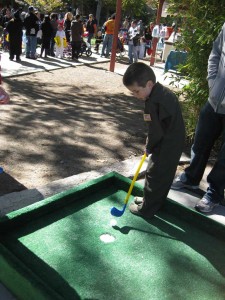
[109,0,122,72]
[147,48,152,56]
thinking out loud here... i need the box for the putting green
[0,172,225,299]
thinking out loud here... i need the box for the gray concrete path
[1,48,188,88]
[1,48,109,78]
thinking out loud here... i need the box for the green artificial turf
[0,172,225,300]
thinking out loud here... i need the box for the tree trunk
[96,0,102,26]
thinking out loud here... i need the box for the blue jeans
[26,36,37,58]
[87,33,94,46]
[101,34,113,57]
[183,101,225,202]
[128,44,138,64]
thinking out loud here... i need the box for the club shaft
[124,153,147,205]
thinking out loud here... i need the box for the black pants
[71,41,81,59]
[9,40,22,59]
[141,136,185,218]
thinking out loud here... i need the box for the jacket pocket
[209,75,225,102]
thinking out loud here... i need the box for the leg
[15,40,22,61]
[74,41,82,58]
[128,44,134,64]
[40,46,44,57]
[101,34,107,56]
[133,46,138,62]
[185,102,223,185]
[26,35,31,57]
[71,42,75,59]
[130,140,184,218]
[30,36,37,58]
[106,34,113,57]
[205,117,225,202]
[55,45,60,57]
[87,33,93,46]
[59,46,64,58]
[50,35,56,56]
[9,42,15,60]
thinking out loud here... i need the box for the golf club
[110,153,147,217]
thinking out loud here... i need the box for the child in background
[123,62,185,218]
[94,31,103,53]
[54,25,66,58]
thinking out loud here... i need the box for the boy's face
[126,80,154,100]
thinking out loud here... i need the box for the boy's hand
[145,149,150,156]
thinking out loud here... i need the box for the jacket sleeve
[207,23,225,88]
[145,102,164,153]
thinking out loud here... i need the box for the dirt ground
[1,61,152,195]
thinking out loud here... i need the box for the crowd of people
[0,5,176,64]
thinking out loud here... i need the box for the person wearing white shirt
[128,21,139,64]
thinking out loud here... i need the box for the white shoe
[195,197,219,213]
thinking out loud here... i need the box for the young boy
[123,62,185,218]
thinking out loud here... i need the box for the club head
[110,205,126,217]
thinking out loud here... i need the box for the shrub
[167,0,225,140]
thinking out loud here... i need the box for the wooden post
[150,0,165,66]
[109,0,122,72]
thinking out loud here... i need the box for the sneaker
[195,197,219,213]
[171,175,199,190]
[129,202,143,217]
[134,196,143,205]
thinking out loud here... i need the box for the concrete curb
[0,155,149,216]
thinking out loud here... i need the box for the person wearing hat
[23,6,39,59]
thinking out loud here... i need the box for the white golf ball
[110,219,117,227]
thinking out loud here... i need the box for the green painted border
[0,171,225,299]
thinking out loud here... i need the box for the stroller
[116,37,127,57]
[79,39,92,57]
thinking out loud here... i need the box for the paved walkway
[1,47,188,88]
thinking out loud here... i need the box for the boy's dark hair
[76,14,80,20]
[123,62,156,87]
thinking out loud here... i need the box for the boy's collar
[147,82,158,99]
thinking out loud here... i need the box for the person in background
[23,6,39,59]
[40,15,53,58]
[6,10,23,61]
[127,20,139,64]
[63,12,73,43]
[94,30,103,54]
[101,13,116,58]
[144,25,153,57]
[70,14,83,60]
[122,17,130,30]
[86,14,97,47]
[172,23,225,213]
[49,13,58,57]
[1,7,12,28]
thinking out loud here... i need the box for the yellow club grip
[124,153,147,205]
